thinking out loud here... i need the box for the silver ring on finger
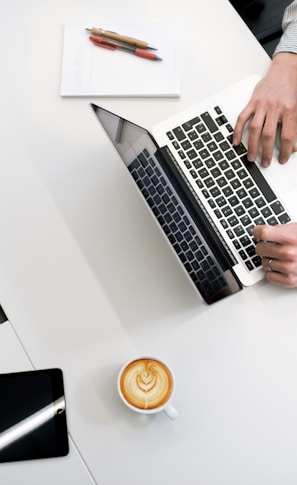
[267,258,273,272]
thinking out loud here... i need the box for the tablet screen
[0,368,69,462]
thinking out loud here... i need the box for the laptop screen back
[91,103,242,304]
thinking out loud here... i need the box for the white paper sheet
[60,23,180,97]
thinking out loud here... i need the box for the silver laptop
[91,75,297,304]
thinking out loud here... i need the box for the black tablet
[0,368,69,463]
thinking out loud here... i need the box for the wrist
[270,51,297,76]
[273,51,297,67]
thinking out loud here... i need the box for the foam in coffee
[119,358,173,410]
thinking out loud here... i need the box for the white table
[1,1,297,484]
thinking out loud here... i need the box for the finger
[253,224,273,242]
[260,115,279,167]
[256,241,281,260]
[261,256,297,287]
[278,113,297,163]
[266,270,289,286]
[245,110,266,162]
[261,256,280,272]
[262,256,270,271]
[266,267,297,288]
[233,105,255,146]
[279,142,294,164]
[253,224,289,245]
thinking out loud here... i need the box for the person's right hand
[254,222,297,287]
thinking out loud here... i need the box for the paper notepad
[60,23,180,97]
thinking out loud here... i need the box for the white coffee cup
[117,356,179,420]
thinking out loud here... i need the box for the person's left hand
[254,222,297,287]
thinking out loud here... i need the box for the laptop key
[201,112,218,133]
[278,213,291,224]
[271,200,286,215]
[267,216,278,226]
[241,155,277,203]
[182,117,201,131]
[252,253,262,265]
[173,126,186,141]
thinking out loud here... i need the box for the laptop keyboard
[165,106,291,272]
[128,149,228,296]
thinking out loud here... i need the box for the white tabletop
[1,1,297,484]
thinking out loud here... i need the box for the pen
[89,36,162,61]
[89,36,116,51]
[86,27,157,50]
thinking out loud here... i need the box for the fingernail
[247,153,255,162]
[261,160,269,168]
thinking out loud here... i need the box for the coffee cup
[117,356,179,420]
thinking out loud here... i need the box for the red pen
[89,35,162,61]
[89,35,117,50]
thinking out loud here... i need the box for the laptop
[91,75,297,304]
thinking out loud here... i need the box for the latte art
[120,359,173,410]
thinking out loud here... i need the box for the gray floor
[232,0,290,57]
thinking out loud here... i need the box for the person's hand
[254,223,297,287]
[233,52,297,167]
